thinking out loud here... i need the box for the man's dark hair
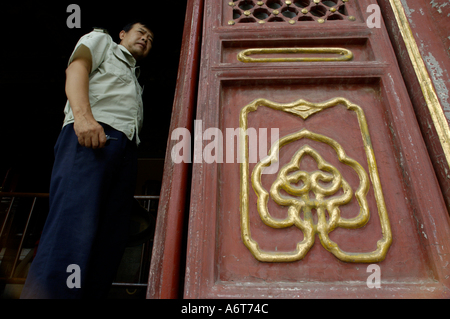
[122,20,153,35]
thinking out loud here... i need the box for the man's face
[119,23,153,61]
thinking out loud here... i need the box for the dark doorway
[1,1,187,192]
[1,1,187,299]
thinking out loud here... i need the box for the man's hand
[74,116,107,149]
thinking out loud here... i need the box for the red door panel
[184,0,450,298]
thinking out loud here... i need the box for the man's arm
[65,44,106,149]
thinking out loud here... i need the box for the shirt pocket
[105,58,133,84]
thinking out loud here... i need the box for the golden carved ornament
[239,97,392,263]
[237,47,353,63]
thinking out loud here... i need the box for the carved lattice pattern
[229,0,355,25]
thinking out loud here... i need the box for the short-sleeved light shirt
[63,28,144,145]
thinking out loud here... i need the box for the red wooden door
[184,0,450,298]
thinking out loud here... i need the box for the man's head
[119,21,153,61]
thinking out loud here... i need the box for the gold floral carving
[239,97,392,263]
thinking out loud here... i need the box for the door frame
[377,0,450,212]
[147,0,450,299]
[146,0,204,299]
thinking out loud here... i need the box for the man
[21,21,153,299]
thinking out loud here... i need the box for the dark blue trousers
[21,123,138,299]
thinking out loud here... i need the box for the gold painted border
[389,0,450,167]
[237,47,354,63]
[239,97,392,263]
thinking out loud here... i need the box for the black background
[1,1,187,192]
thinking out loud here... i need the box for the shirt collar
[115,44,137,68]
[112,44,141,78]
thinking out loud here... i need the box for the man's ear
[119,30,126,41]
